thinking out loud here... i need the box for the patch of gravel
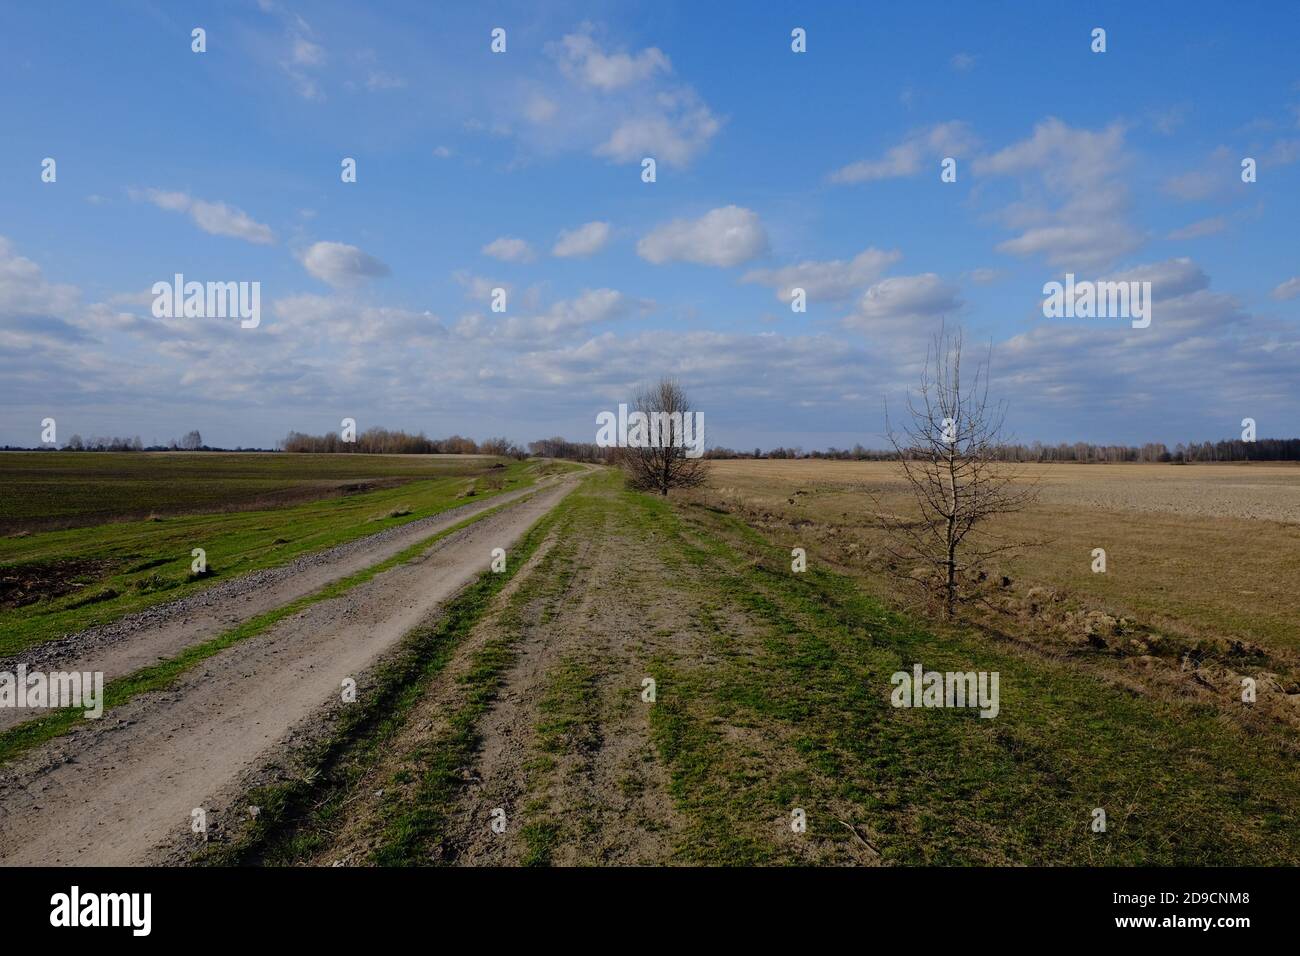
[1,490,534,675]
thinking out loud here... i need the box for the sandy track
[0,475,580,866]
[0,480,550,733]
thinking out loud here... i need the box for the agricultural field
[0,451,514,533]
[703,460,1300,653]
[0,452,539,656]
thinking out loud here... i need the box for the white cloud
[637,206,768,268]
[845,274,962,334]
[1105,257,1209,301]
[975,118,1141,270]
[595,89,720,167]
[130,188,275,245]
[555,30,670,91]
[741,247,902,302]
[978,117,1125,188]
[1273,277,1300,301]
[552,221,611,258]
[0,237,80,320]
[830,122,976,183]
[991,258,1281,425]
[299,241,391,287]
[950,52,977,72]
[482,237,537,263]
[492,288,632,341]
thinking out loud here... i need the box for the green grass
[0,456,538,656]
[0,451,510,529]
[0,492,536,767]
[520,653,604,866]
[192,480,582,866]
[169,468,1300,866]
[639,491,1300,865]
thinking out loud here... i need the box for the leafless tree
[619,377,709,496]
[874,326,1040,617]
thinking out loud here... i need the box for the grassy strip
[644,491,1300,864]
[194,481,580,866]
[0,492,536,766]
[0,460,538,655]
[367,503,581,866]
[519,653,603,866]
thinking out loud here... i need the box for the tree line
[279,428,526,458]
[698,437,1300,463]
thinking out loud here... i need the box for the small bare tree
[875,326,1039,617]
[619,377,708,495]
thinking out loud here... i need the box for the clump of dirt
[0,557,120,609]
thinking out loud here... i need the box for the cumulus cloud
[490,288,633,341]
[595,89,720,167]
[741,247,902,302]
[1105,257,1210,302]
[975,118,1141,270]
[2,235,1299,453]
[555,31,670,90]
[829,122,977,183]
[482,237,537,263]
[637,206,767,268]
[541,28,719,168]
[552,221,611,258]
[988,258,1292,434]
[844,273,962,335]
[129,188,274,245]
[299,241,391,287]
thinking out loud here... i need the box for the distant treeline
[701,438,1300,463]
[48,430,218,452]
[8,431,1297,464]
[280,428,526,458]
[525,436,615,462]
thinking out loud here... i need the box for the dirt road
[0,480,550,733]
[0,473,581,865]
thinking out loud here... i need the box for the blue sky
[1,0,1297,450]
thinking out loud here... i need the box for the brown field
[697,460,1300,654]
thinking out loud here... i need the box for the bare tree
[180,430,203,450]
[618,377,709,496]
[874,326,1039,617]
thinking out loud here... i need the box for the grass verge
[0,491,537,766]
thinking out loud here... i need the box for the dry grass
[700,461,1300,654]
